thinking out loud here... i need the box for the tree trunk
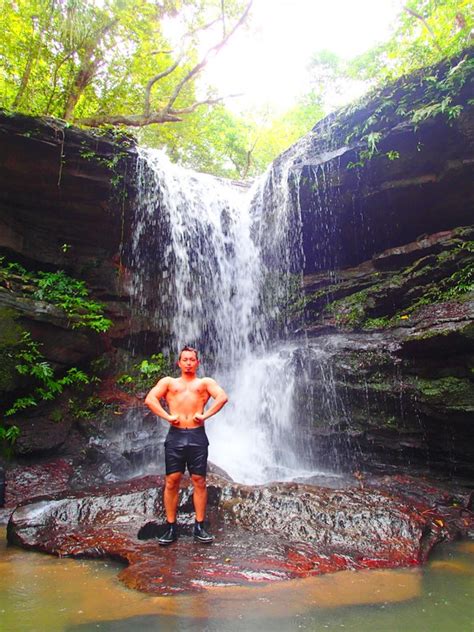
[61,19,117,121]
[12,51,36,109]
[12,14,49,109]
[62,61,98,120]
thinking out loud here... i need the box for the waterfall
[129,147,333,484]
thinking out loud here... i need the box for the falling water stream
[130,147,331,484]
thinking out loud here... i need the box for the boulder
[7,474,473,595]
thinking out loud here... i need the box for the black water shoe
[194,521,214,543]
[158,522,177,546]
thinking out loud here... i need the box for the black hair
[178,345,199,360]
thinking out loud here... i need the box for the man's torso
[165,377,210,428]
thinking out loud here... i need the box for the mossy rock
[0,308,24,392]
[414,376,474,414]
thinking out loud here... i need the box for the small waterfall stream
[129,146,331,484]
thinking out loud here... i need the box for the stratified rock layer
[293,227,474,476]
[6,474,473,595]
[277,54,474,477]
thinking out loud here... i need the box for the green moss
[415,376,474,410]
[325,289,374,328]
[49,408,64,423]
[408,321,474,344]
[0,308,24,391]
[356,238,473,329]
[363,316,393,330]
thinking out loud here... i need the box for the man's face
[178,351,199,374]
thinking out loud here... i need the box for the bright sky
[203,0,405,113]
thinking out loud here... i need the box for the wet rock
[0,112,136,278]
[12,410,77,457]
[0,467,5,507]
[0,458,74,524]
[293,56,473,273]
[297,219,474,476]
[0,111,173,464]
[291,329,474,477]
[6,474,473,595]
[286,55,474,479]
[372,229,460,271]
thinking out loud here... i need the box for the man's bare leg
[191,473,207,522]
[164,472,182,523]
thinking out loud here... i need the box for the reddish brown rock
[6,474,473,595]
[3,458,74,509]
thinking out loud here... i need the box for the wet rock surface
[6,473,473,595]
[292,56,473,273]
[295,223,474,477]
[0,457,74,523]
[281,55,474,478]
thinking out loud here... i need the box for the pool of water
[1,528,472,631]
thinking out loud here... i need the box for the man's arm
[144,377,179,424]
[194,378,228,423]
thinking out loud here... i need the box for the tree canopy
[1,0,472,179]
[0,0,252,125]
[308,0,473,108]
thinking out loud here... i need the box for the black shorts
[164,426,209,477]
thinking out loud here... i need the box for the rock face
[6,474,473,595]
[292,56,474,272]
[0,112,133,279]
[278,54,474,477]
[0,111,143,348]
[0,111,140,458]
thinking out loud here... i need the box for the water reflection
[1,528,473,631]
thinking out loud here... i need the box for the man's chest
[168,381,207,399]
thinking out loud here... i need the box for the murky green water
[1,528,472,632]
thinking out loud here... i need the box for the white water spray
[131,147,329,483]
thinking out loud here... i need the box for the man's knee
[191,474,206,490]
[165,472,182,491]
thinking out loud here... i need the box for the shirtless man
[144,346,228,545]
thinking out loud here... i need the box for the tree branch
[169,92,242,115]
[150,49,174,55]
[163,0,252,113]
[77,2,253,129]
[221,0,226,38]
[77,112,184,127]
[188,16,223,37]
[404,5,443,53]
[143,55,183,116]
[78,93,242,127]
